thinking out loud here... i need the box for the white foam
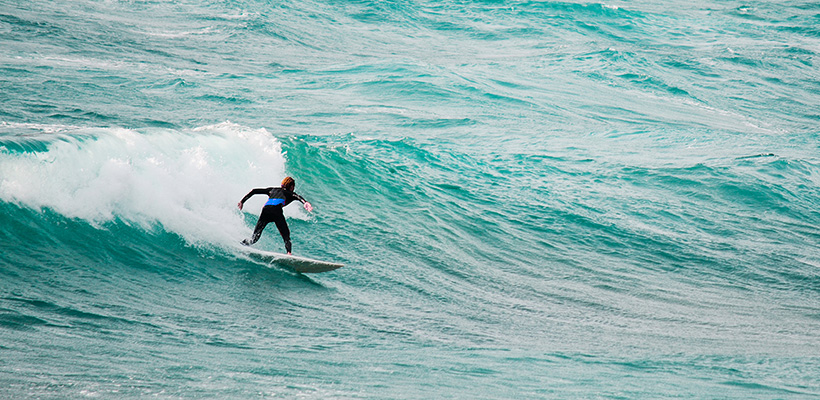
[0,121,295,247]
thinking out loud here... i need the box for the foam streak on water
[1,0,819,398]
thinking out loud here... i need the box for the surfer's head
[281,176,295,191]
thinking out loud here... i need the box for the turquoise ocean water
[1,0,819,398]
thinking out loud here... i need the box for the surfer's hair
[281,176,295,190]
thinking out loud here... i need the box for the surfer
[238,176,313,254]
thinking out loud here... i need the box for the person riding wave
[238,176,313,254]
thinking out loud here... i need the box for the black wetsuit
[240,186,307,253]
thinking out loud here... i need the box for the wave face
[2,0,819,398]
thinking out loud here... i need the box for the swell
[2,125,818,359]
[281,132,820,355]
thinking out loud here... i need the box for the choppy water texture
[2,0,819,398]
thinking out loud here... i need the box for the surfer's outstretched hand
[304,202,313,212]
[237,202,243,211]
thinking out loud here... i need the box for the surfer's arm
[238,188,272,210]
[292,192,313,212]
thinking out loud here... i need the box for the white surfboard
[243,248,343,273]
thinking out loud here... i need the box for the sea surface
[1,0,819,398]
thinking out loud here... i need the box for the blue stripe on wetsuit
[265,198,285,206]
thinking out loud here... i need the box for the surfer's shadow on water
[236,257,326,289]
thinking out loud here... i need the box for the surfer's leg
[271,207,292,253]
[244,206,274,245]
